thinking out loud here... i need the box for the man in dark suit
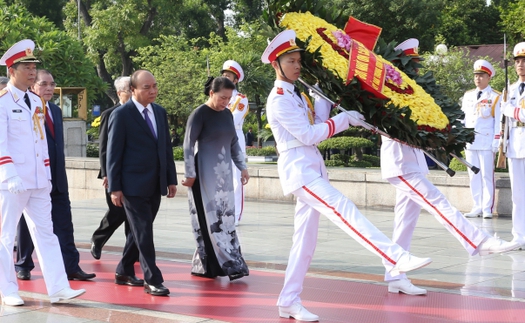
[90,76,131,260]
[15,69,96,281]
[107,69,177,296]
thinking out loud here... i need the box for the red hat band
[226,66,241,80]
[475,65,492,76]
[5,50,32,68]
[268,41,300,63]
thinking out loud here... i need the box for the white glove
[502,103,517,118]
[347,110,366,127]
[7,175,26,194]
[308,83,322,100]
[492,140,500,153]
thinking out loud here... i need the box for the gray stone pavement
[70,195,525,300]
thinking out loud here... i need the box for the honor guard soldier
[381,41,515,297]
[462,60,501,219]
[501,42,525,247]
[262,30,434,322]
[0,39,85,306]
[221,60,249,225]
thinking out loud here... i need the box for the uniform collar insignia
[276,87,284,95]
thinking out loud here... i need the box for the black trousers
[15,190,80,275]
[116,190,163,285]
[91,189,130,248]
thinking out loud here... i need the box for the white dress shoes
[279,302,319,321]
[464,211,481,218]
[2,292,24,306]
[482,213,493,219]
[49,287,86,304]
[389,253,432,277]
[388,278,427,295]
[478,237,521,256]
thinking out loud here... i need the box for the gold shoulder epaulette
[0,89,7,98]
[492,89,501,95]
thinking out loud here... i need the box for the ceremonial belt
[511,120,525,128]
[276,139,309,152]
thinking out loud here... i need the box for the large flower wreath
[266,6,474,158]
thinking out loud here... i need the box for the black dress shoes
[68,270,96,281]
[115,273,144,286]
[90,241,101,260]
[144,283,170,296]
[16,270,31,280]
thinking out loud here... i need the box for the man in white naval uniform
[221,60,249,225]
[462,60,501,219]
[262,30,434,322]
[381,41,517,296]
[0,39,85,306]
[501,42,525,247]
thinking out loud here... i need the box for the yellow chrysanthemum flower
[280,12,449,130]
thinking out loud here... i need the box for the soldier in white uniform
[501,42,525,247]
[462,60,501,219]
[221,60,249,225]
[262,30,434,322]
[381,42,517,296]
[0,39,85,306]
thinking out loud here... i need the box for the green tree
[6,0,67,28]
[134,22,274,135]
[437,0,502,46]
[0,1,106,105]
[499,0,525,44]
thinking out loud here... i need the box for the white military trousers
[383,189,422,282]
[382,172,487,281]
[509,158,525,243]
[232,129,246,224]
[465,150,495,214]
[277,177,407,307]
[0,188,69,297]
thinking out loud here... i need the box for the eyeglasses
[36,82,56,88]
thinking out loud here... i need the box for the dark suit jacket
[107,100,177,197]
[46,102,68,193]
[98,103,121,179]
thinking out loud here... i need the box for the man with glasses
[90,76,132,259]
[14,69,96,282]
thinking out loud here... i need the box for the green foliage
[449,155,467,172]
[362,154,380,167]
[497,0,525,45]
[134,21,274,130]
[246,146,276,156]
[6,0,67,28]
[0,1,106,105]
[348,159,372,168]
[173,146,184,161]
[317,137,374,151]
[86,143,99,158]
[437,0,502,46]
[324,159,345,167]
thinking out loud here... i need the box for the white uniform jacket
[380,137,429,179]
[504,81,525,159]
[266,80,350,195]
[461,86,501,150]
[0,83,51,190]
[229,89,249,150]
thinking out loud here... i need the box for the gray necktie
[143,109,156,139]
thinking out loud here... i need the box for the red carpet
[16,252,525,323]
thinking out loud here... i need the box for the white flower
[213,160,231,181]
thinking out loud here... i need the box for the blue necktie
[520,83,525,96]
[477,91,482,100]
[143,109,156,139]
[24,93,31,110]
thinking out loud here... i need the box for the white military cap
[0,39,40,68]
[513,42,525,59]
[394,38,421,57]
[221,60,244,82]
[473,59,495,77]
[261,29,303,64]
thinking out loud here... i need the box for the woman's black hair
[207,76,235,96]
